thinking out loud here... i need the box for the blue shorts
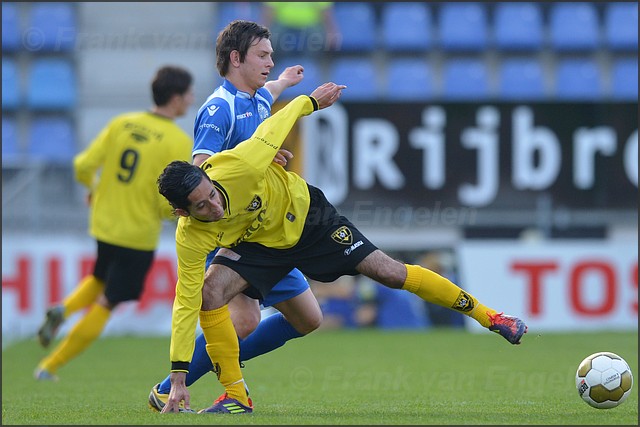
[206,250,308,308]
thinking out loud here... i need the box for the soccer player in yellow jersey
[34,66,195,381]
[157,83,528,414]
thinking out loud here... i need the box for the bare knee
[292,308,323,335]
[96,294,116,311]
[275,290,324,335]
[230,307,261,339]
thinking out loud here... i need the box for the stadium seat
[2,117,22,165]
[438,2,488,51]
[494,3,544,51]
[2,2,21,52]
[604,2,638,51]
[28,116,77,164]
[381,3,432,52]
[333,2,376,52]
[328,57,379,100]
[610,58,638,100]
[214,2,262,36]
[498,57,546,100]
[273,59,323,99]
[2,58,21,111]
[554,58,603,100]
[549,3,600,51]
[442,58,490,100]
[385,58,433,101]
[28,2,77,52]
[27,58,77,110]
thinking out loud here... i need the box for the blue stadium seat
[604,2,638,51]
[442,58,490,100]
[2,2,21,52]
[498,58,546,100]
[2,58,21,111]
[333,2,376,52]
[549,3,600,51]
[214,2,262,36]
[381,3,432,52]
[273,59,323,100]
[27,58,77,110]
[611,58,638,100]
[328,57,378,100]
[554,58,603,100]
[385,58,433,101]
[2,117,22,165]
[28,2,77,52]
[438,3,488,51]
[494,3,544,51]
[28,116,76,164]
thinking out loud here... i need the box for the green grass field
[2,329,637,425]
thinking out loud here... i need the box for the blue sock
[240,312,303,362]
[157,312,303,394]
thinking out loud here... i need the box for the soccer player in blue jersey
[148,20,323,412]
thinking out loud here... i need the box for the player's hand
[278,65,304,88]
[310,82,347,110]
[273,149,293,166]
[161,372,191,413]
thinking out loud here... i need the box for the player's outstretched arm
[265,65,304,101]
[310,82,346,110]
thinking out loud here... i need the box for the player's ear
[174,208,190,217]
[230,50,241,67]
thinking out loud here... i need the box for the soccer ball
[575,351,633,409]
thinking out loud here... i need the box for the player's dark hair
[151,66,193,106]
[216,20,271,77]
[157,160,209,211]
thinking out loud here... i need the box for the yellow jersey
[170,95,315,364]
[74,111,192,251]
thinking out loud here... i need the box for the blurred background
[2,2,637,344]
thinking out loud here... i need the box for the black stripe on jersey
[212,180,231,216]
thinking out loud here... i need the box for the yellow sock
[63,275,104,317]
[200,306,249,406]
[39,303,110,373]
[402,264,497,328]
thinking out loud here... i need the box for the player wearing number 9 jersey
[34,66,194,381]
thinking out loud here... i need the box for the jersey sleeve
[230,95,315,173]
[193,99,231,157]
[169,230,208,367]
[73,117,116,188]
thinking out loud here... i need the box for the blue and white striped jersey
[193,79,274,157]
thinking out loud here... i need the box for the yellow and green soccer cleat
[198,393,253,414]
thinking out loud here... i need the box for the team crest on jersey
[257,103,270,121]
[246,195,262,212]
[331,226,353,245]
[451,290,474,312]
